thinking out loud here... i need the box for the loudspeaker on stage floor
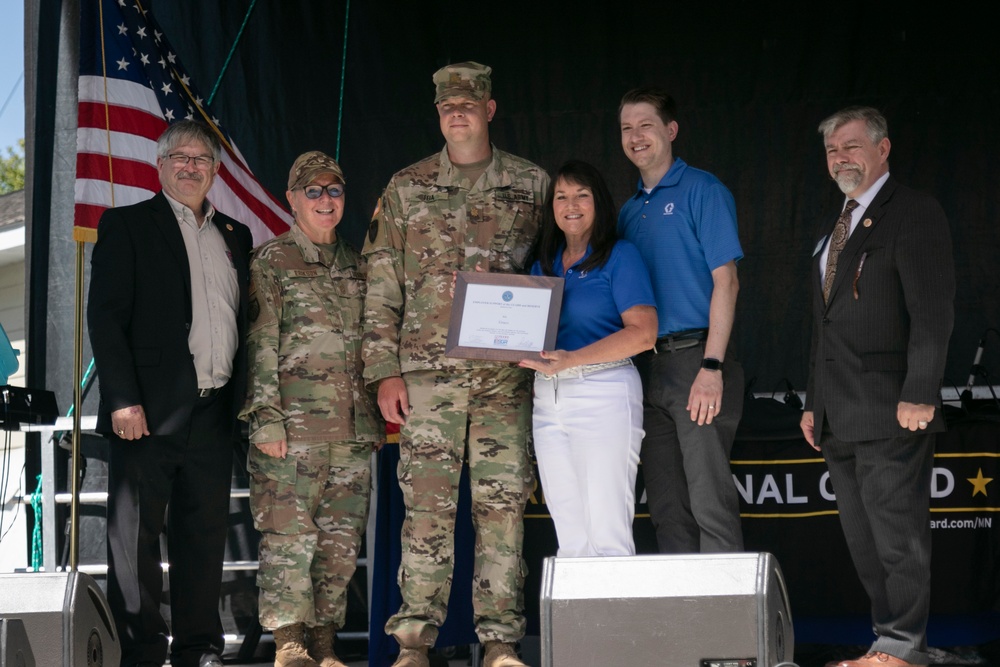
[0,571,119,666]
[540,552,794,667]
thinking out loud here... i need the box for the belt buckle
[197,387,212,398]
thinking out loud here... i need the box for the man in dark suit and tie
[88,120,253,667]
[800,107,955,667]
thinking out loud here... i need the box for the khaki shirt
[240,224,382,444]
[361,145,549,383]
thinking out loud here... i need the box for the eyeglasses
[167,153,215,167]
[300,184,344,199]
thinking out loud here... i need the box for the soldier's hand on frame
[255,440,288,459]
[378,377,411,425]
[111,404,150,441]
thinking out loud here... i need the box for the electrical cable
[0,72,24,122]
[207,0,259,107]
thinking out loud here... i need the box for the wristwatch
[701,358,724,372]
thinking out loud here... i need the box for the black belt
[197,386,223,398]
[653,328,708,354]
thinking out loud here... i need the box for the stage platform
[227,640,999,667]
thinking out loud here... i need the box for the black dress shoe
[198,655,224,667]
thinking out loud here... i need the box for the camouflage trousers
[386,367,534,648]
[248,440,371,630]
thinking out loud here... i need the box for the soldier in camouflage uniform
[362,62,549,667]
[240,151,383,667]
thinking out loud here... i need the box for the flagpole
[69,234,87,571]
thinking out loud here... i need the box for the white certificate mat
[445,272,564,362]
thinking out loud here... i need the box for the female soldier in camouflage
[240,151,382,667]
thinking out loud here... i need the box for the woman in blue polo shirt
[519,159,657,557]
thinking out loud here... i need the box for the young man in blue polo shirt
[617,86,745,554]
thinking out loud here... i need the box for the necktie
[822,199,859,303]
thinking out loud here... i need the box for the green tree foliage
[0,139,25,194]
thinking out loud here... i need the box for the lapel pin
[226,223,233,231]
[863,218,872,228]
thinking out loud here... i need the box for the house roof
[0,190,25,230]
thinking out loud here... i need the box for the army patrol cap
[433,62,492,103]
[287,150,345,190]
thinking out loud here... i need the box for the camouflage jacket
[361,145,549,383]
[240,224,382,444]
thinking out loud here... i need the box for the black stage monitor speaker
[0,618,34,667]
[540,552,794,667]
[0,572,120,667]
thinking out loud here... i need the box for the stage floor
[230,642,999,667]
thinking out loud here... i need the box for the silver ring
[709,404,716,409]
[918,420,928,428]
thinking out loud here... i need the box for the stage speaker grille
[0,618,35,667]
[540,552,793,667]
[0,572,120,667]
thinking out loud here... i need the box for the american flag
[75,0,291,245]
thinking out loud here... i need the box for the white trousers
[532,363,644,557]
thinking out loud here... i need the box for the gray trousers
[635,345,744,553]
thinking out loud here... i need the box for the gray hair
[156,120,222,163]
[817,106,888,144]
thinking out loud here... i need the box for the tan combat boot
[483,641,529,667]
[307,624,348,667]
[391,646,430,667]
[273,623,319,667]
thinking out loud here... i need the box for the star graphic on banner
[117,23,128,36]
[164,108,175,121]
[140,53,150,65]
[154,29,162,42]
[118,0,126,6]
[161,82,173,95]
[180,74,190,86]
[136,26,147,39]
[158,56,167,69]
[116,57,130,71]
[968,468,993,497]
[167,52,177,64]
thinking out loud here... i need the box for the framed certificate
[445,272,564,362]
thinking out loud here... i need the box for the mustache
[177,172,202,181]
[833,163,861,174]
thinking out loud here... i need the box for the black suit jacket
[88,191,253,436]
[805,176,956,442]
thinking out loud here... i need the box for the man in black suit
[88,120,253,667]
[800,107,955,667]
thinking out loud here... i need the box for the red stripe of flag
[74,204,108,231]
[216,164,290,237]
[76,153,160,191]
[78,101,167,139]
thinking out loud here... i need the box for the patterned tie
[822,199,859,303]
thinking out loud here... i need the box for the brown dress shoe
[831,651,924,667]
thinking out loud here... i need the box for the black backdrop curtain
[144,1,1000,392]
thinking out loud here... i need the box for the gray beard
[834,168,862,195]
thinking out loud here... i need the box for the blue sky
[0,2,26,153]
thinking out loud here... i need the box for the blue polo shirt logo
[663,203,675,215]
